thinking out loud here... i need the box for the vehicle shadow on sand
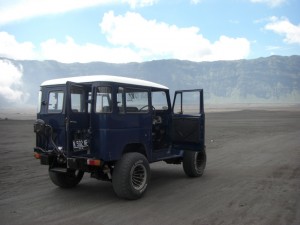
[47,162,209,203]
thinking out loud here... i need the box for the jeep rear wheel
[183,150,206,177]
[49,169,84,188]
[112,153,150,200]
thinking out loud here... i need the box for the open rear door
[65,81,91,156]
[171,89,205,151]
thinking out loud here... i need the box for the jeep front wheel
[112,153,150,200]
[183,150,206,177]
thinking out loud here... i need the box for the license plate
[73,139,88,151]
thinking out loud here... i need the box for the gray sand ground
[0,110,299,225]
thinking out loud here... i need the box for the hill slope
[0,55,299,108]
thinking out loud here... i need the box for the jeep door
[171,89,205,151]
[37,86,67,153]
[65,82,91,156]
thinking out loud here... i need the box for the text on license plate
[73,139,88,151]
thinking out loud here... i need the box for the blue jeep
[33,75,206,199]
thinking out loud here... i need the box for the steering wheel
[139,105,156,112]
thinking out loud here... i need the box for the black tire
[183,150,206,177]
[49,169,84,188]
[112,153,150,200]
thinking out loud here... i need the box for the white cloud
[250,0,287,7]
[40,36,142,63]
[0,11,250,63]
[0,59,29,103]
[0,0,158,25]
[266,45,281,51]
[100,11,250,62]
[122,0,158,9]
[190,0,202,4]
[0,32,37,60]
[0,31,141,63]
[204,36,250,61]
[265,17,300,44]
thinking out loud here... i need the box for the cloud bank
[0,59,29,104]
[0,32,37,60]
[0,11,251,63]
[100,11,250,62]
[265,17,300,44]
[0,0,158,25]
[40,36,142,63]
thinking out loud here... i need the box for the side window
[95,87,112,113]
[48,91,64,113]
[173,91,200,114]
[125,88,149,113]
[117,87,149,113]
[71,88,85,113]
[152,91,169,110]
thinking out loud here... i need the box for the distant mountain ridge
[1,55,300,107]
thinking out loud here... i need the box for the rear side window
[95,87,112,113]
[71,88,85,113]
[48,91,64,113]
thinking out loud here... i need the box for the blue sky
[0,0,300,63]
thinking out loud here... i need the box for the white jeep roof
[41,75,168,90]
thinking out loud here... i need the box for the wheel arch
[122,143,149,159]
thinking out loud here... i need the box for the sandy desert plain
[0,108,299,225]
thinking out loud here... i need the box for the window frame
[151,90,169,111]
[95,86,113,114]
[70,87,86,113]
[47,90,64,114]
[117,87,150,114]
